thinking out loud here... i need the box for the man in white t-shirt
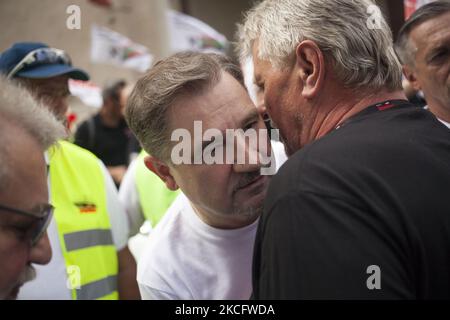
[125,52,282,299]
[395,1,450,129]
[120,57,287,264]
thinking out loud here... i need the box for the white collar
[438,118,450,129]
[423,105,450,129]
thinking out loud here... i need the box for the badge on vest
[75,202,97,214]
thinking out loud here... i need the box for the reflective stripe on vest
[49,141,119,300]
[135,150,179,227]
[64,229,114,252]
[77,275,117,300]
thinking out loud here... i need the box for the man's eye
[431,49,448,62]
[256,84,264,92]
[244,121,257,131]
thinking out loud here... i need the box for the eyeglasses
[0,203,54,246]
[7,47,72,79]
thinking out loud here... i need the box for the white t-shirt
[423,105,450,129]
[137,193,261,300]
[18,161,129,300]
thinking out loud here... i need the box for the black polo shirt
[253,101,450,299]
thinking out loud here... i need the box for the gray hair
[395,0,450,67]
[125,51,244,161]
[0,76,66,190]
[237,0,402,91]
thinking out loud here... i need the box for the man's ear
[403,65,421,91]
[295,40,325,99]
[144,155,179,191]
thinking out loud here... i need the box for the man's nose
[29,232,52,265]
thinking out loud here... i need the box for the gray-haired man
[238,0,450,299]
[0,77,64,299]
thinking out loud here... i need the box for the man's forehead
[169,74,256,130]
[410,11,450,50]
[171,97,258,133]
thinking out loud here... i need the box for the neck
[191,202,259,230]
[426,99,450,124]
[307,88,406,143]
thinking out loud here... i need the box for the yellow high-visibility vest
[135,150,179,227]
[49,141,118,300]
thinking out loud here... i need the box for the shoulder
[56,141,101,164]
[267,106,446,206]
[137,194,189,268]
[76,118,89,130]
[75,116,96,133]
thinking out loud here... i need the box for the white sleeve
[98,160,129,250]
[138,283,180,300]
[118,159,146,237]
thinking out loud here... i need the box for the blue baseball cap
[0,42,89,80]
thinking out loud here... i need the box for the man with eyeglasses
[0,76,65,299]
[0,42,140,300]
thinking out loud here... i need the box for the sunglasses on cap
[0,203,54,246]
[7,47,72,79]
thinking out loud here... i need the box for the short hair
[0,76,65,191]
[125,51,244,161]
[237,0,402,91]
[103,79,127,103]
[395,0,450,66]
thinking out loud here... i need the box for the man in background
[395,0,450,129]
[75,80,141,186]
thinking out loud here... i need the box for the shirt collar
[438,118,450,129]
[423,105,450,129]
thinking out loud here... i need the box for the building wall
[1,0,404,125]
[183,0,254,50]
[0,0,171,86]
[1,0,405,84]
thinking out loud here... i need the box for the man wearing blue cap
[1,42,88,121]
[0,42,140,300]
